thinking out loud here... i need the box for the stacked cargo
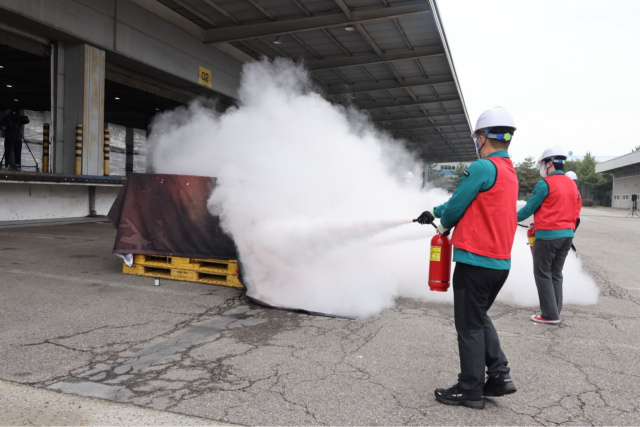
[132,128,147,174]
[108,123,126,177]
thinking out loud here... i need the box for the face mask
[539,161,553,178]
[539,164,547,178]
[474,136,486,159]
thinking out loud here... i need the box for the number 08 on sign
[198,66,212,88]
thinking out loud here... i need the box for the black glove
[415,210,435,225]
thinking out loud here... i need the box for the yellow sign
[198,66,212,88]
[430,246,441,262]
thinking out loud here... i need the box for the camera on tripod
[5,109,30,127]
[628,194,639,219]
[1,108,34,171]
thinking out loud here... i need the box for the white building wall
[611,174,640,209]
[0,183,120,221]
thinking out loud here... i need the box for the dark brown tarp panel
[108,173,237,259]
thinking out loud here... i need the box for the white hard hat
[471,106,517,138]
[404,171,414,179]
[565,171,578,181]
[539,146,568,163]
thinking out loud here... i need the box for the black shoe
[434,385,484,409]
[483,373,517,397]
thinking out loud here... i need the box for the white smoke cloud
[150,59,598,317]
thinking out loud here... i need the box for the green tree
[450,162,469,187]
[574,151,613,204]
[514,156,539,197]
[592,172,613,196]
[577,151,598,187]
[632,145,640,152]
[564,158,579,175]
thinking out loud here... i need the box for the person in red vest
[415,107,519,409]
[517,147,581,324]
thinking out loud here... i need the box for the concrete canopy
[148,0,474,162]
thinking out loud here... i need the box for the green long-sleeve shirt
[433,151,511,270]
[516,171,574,239]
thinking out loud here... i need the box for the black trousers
[3,136,22,168]
[453,262,510,397]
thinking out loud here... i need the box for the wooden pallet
[122,254,243,289]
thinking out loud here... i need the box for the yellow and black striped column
[42,123,50,173]
[103,128,110,176]
[75,124,83,175]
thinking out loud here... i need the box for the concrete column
[52,42,65,174]
[59,43,105,175]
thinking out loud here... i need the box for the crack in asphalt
[6,260,640,425]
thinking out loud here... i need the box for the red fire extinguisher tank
[527,223,535,255]
[428,232,452,292]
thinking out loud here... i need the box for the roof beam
[372,109,465,122]
[355,94,459,110]
[172,0,219,28]
[305,48,444,71]
[332,0,351,17]
[322,29,352,55]
[404,134,471,142]
[386,119,468,130]
[394,18,412,50]
[397,134,469,143]
[406,138,472,146]
[200,0,240,24]
[290,33,323,58]
[246,0,276,20]
[420,147,477,158]
[291,0,313,16]
[326,76,453,95]
[204,1,430,43]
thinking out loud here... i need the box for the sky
[435,0,640,163]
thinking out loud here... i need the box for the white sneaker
[530,314,560,324]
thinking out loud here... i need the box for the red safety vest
[450,157,519,259]
[534,174,580,230]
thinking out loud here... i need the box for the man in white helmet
[565,171,578,181]
[517,147,581,324]
[415,107,519,409]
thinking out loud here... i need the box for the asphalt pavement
[0,206,638,425]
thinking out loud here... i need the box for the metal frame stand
[626,200,639,218]
[0,130,40,172]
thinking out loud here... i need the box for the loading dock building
[0,0,472,221]
[596,150,640,210]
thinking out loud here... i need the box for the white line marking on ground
[0,267,226,297]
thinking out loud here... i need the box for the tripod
[627,200,639,218]
[1,129,40,172]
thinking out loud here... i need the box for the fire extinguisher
[527,223,535,255]
[428,227,452,292]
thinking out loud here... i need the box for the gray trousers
[532,237,573,320]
